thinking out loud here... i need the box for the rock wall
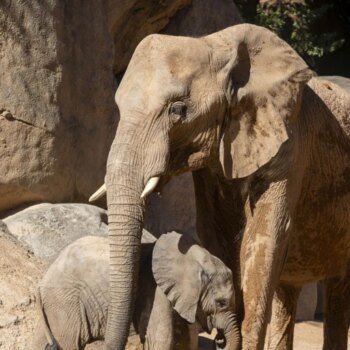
[0,0,116,214]
[108,0,192,75]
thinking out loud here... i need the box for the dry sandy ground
[198,322,350,350]
[294,322,350,350]
[88,323,350,350]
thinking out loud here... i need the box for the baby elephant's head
[152,232,240,350]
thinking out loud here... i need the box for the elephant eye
[169,101,187,121]
[215,299,228,309]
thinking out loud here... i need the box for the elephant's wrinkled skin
[99,23,350,349]
[34,232,238,350]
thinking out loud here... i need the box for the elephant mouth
[206,315,213,333]
[215,329,227,349]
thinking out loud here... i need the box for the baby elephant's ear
[152,232,205,323]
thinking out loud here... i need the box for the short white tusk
[89,184,107,202]
[141,177,160,199]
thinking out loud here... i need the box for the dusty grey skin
[91,23,350,350]
[33,232,238,350]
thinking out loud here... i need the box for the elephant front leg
[174,321,199,350]
[323,264,350,350]
[145,286,174,350]
[241,179,291,350]
[266,283,301,350]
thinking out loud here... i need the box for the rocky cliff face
[0,223,44,350]
[0,1,116,213]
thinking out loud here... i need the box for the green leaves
[236,1,346,67]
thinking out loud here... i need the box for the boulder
[3,203,157,262]
[3,203,108,262]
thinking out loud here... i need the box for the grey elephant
[89,23,350,350]
[33,232,238,350]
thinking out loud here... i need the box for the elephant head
[152,231,240,350]
[98,23,312,349]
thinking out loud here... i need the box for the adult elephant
[91,24,350,349]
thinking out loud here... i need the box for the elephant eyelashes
[169,101,187,123]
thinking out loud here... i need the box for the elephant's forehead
[164,42,210,78]
[117,37,212,111]
[137,34,208,65]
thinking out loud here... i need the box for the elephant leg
[32,323,50,350]
[174,321,199,350]
[240,179,291,350]
[266,283,301,350]
[323,265,350,350]
[145,286,174,350]
[192,168,245,316]
[43,291,90,349]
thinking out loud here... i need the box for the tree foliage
[235,1,348,67]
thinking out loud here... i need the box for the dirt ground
[198,322,350,350]
[294,322,350,350]
[89,323,350,350]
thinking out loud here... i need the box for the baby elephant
[34,231,240,350]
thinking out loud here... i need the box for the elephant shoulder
[307,77,350,138]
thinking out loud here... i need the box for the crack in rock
[0,109,53,134]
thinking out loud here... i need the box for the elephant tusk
[89,184,107,202]
[141,177,160,199]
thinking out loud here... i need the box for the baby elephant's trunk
[35,287,59,350]
[215,313,241,350]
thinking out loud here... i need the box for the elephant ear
[152,232,208,323]
[214,24,313,178]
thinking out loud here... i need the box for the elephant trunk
[104,118,168,350]
[215,313,241,350]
